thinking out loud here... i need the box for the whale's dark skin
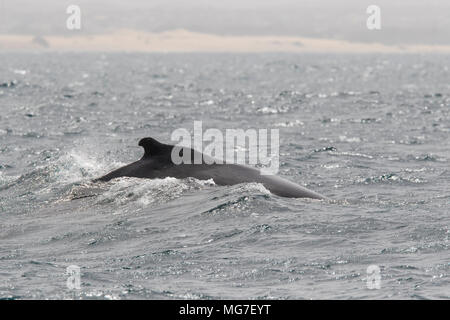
[95,137,327,200]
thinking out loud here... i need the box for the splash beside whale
[95,137,327,200]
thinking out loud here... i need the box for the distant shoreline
[1,29,450,53]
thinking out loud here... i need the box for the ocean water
[0,53,449,299]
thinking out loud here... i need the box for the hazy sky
[1,0,449,45]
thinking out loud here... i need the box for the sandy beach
[1,29,450,53]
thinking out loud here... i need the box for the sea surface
[0,53,449,299]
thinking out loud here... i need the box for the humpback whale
[95,137,327,200]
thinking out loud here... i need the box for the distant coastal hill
[1,29,450,53]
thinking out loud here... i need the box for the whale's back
[95,137,327,200]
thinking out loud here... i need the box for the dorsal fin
[138,137,172,158]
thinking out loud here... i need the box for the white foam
[55,150,126,184]
[95,177,210,207]
[0,172,20,187]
